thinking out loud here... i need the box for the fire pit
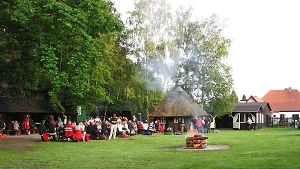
[186,134,208,149]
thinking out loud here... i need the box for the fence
[268,117,299,128]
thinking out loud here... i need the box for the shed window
[174,118,178,123]
[161,118,166,124]
[240,114,245,122]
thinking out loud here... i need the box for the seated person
[38,120,48,141]
[101,121,108,135]
[72,122,83,141]
[117,122,124,137]
[86,121,93,136]
[64,121,74,140]
[144,125,153,135]
[13,121,21,135]
[47,121,57,140]
[56,122,65,137]
[8,121,14,130]
[174,130,182,135]
[0,118,6,133]
[128,120,135,134]
[105,120,111,134]
[137,122,144,134]
[91,121,100,140]
[38,120,46,135]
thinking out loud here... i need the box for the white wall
[272,112,300,118]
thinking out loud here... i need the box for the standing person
[109,113,118,140]
[196,117,203,133]
[0,114,6,133]
[203,117,210,133]
[13,121,20,135]
[28,115,34,130]
[206,117,211,133]
[247,117,253,132]
[63,115,67,125]
[22,115,31,135]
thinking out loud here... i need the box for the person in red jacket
[22,115,31,135]
[137,121,144,134]
[64,121,74,141]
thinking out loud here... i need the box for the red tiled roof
[262,89,300,112]
[246,95,264,103]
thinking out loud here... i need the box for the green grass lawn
[1,128,300,169]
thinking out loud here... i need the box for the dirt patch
[0,134,41,151]
[167,145,230,151]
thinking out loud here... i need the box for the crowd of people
[1,113,214,140]
[0,114,34,135]
[37,114,157,142]
[191,116,212,134]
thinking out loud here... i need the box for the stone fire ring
[175,145,230,151]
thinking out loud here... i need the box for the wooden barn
[232,102,272,130]
[0,96,82,125]
[148,85,208,133]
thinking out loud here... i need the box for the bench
[21,128,36,135]
[2,130,19,135]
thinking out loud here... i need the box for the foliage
[1,128,300,168]
[124,0,172,114]
[125,2,237,116]
[0,0,125,113]
[174,7,237,116]
[242,94,247,100]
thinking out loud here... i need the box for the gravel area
[0,134,41,151]
[174,145,230,150]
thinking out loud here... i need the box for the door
[233,113,240,129]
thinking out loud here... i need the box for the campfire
[186,131,208,149]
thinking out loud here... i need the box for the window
[161,118,166,124]
[292,114,299,120]
[280,114,285,119]
[174,118,178,123]
[240,113,245,122]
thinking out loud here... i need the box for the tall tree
[123,1,237,116]
[125,0,172,114]
[242,94,247,101]
[174,7,237,116]
[0,0,124,113]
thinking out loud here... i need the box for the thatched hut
[149,85,208,133]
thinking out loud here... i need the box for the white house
[262,87,300,120]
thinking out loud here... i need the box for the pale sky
[113,0,300,99]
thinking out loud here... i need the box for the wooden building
[0,96,80,125]
[232,102,272,130]
[148,85,208,132]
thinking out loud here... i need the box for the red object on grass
[85,134,91,142]
[42,132,49,142]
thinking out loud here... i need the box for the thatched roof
[149,85,208,117]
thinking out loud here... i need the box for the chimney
[285,87,292,91]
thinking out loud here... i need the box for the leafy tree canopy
[125,1,238,117]
[0,0,125,113]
